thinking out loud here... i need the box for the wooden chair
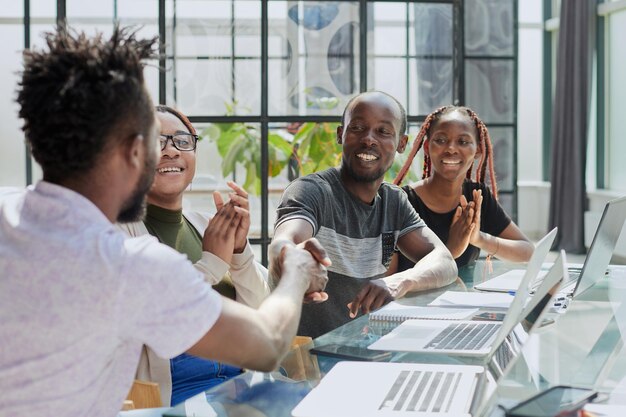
[125,380,162,409]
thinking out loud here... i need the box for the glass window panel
[168,2,260,115]
[372,24,406,57]
[117,0,158,19]
[465,59,514,123]
[234,59,261,114]
[172,59,232,116]
[63,23,114,38]
[66,1,114,18]
[0,24,26,187]
[175,22,232,58]
[144,59,161,105]
[487,127,514,192]
[235,34,261,57]
[3,1,23,17]
[176,1,231,19]
[234,1,261,19]
[607,10,626,191]
[497,193,514,219]
[29,23,57,52]
[369,58,407,112]
[465,0,514,57]
[411,3,453,56]
[412,58,453,115]
[373,2,406,20]
[30,0,56,18]
[268,1,359,116]
[187,122,263,239]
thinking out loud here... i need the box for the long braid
[466,108,498,199]
[393,106,448,185]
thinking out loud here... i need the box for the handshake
[268,238,331,303]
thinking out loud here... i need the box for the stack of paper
[428,291,514,309]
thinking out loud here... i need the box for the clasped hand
[268,238,331,303]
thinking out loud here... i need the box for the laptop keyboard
[379,369,465,413]
[426,322,500,351]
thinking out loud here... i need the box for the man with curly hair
[0,26,327,417]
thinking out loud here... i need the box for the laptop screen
[575,196,626,296]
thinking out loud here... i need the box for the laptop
[292,255,566,417]
[475,196,626,297]
[368,228,557,356]
[366,228,558,356]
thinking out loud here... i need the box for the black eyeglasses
[159,133,198,151]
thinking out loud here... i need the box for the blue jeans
[170,353,242,406]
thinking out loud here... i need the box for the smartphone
[309,344,391,361]
[474,312,506,321]
[505,385,597,417]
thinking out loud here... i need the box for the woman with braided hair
[390,105,533,271]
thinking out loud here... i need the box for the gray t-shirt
[275,167,426,338]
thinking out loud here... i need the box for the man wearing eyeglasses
[0,27,327,417]
[118,105,272,406]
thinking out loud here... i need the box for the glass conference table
[162,261,626,417]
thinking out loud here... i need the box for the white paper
[428,291,514,309]
[584,403,626,416]
[183,392,217,417]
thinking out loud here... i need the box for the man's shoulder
[378,181,410,203]
[120,233,191,274]
[0,187,24,208]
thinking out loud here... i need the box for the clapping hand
[446,190,482,258]
[202,202,244,264]
[212,181,250,254]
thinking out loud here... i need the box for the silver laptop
[292,256,566,417]
[475,196,626,297]
[366,229,558,356]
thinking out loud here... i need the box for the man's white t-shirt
[0,182,222,417]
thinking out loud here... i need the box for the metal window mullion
[57,0,66,28]
[360,0,367,91]
[25,0,32,186]
[158,0,166,104]
[542,0,552,182]
[512,0,519,221]
[596,13,606,189]
[453,0,463,104]
[261,0,269,266]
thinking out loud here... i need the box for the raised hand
[202,202,242,264]
[468,189,483,246]
[446,194,475,258]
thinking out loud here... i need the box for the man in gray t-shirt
[272,91,458,338]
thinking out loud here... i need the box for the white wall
[517,0,550,239]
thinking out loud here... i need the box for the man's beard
[342,157,388,183]
[117,149,156,223]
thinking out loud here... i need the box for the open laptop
[291,254,567,417]
[366,228,557,356]
[475,196,626,297]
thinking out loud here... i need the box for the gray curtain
[548,0,596,253]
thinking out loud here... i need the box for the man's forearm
[384,248,457,297]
